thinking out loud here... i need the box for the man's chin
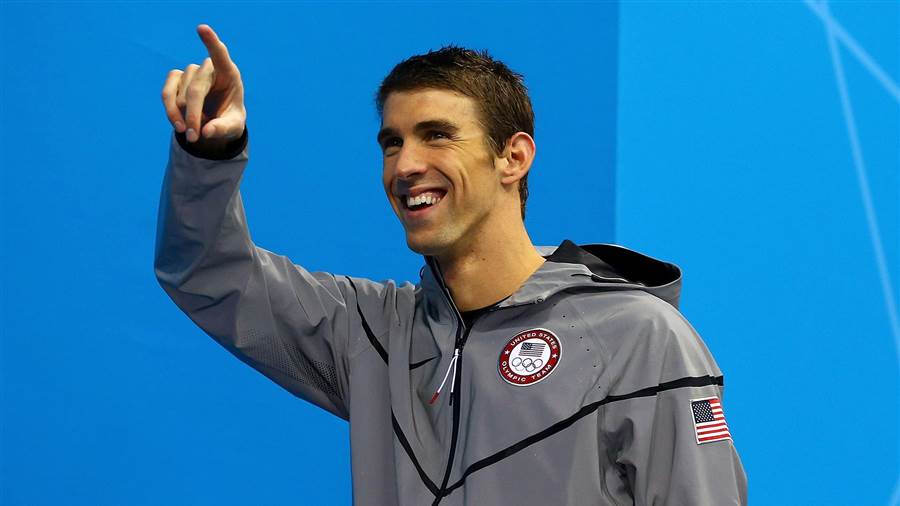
[405,238,438,256]
[405,232,448,257]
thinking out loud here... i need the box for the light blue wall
[0,3,617,505]
[616,2,898,504]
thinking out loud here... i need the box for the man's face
[379,89,503,257]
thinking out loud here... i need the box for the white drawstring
[429,348,459,405]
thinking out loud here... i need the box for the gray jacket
[155,128,747,505]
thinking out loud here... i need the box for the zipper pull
[429,348,460,405]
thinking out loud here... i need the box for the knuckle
[185,79,206,97]
[185,83,206,97]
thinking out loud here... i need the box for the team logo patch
[690,396,732,444]
[498,328,561,386]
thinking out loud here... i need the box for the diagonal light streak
[805,0,900,104]
[816,2,900,504]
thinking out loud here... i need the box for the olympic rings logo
[510,356,545,373]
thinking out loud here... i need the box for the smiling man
[377,85,545,315]
[156,24,747,506]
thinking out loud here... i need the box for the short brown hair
[376,46,535,220]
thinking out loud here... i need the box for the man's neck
[435,224,546,313]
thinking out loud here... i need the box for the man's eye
[382,138,402,153]
[426,130,450,141]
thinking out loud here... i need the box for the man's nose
[393,143,427,180]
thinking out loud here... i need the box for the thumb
[202,116,243,140]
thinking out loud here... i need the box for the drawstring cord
[429,348,459,405]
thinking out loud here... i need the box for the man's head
[376,47,536,258]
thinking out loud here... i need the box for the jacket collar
[419,239,683,317]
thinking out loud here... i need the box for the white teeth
[405,192,443,208]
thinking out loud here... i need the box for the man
[156,24,747,505]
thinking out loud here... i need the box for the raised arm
[154,25,401,419]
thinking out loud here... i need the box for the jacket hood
[421,239,683,312]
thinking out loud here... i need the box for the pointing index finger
[197,24,235,72]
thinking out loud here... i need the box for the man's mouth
[400,189,447,218]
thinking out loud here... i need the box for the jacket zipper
[432,324,473,505]
[426,257,475,505]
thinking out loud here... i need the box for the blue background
[1,1,896,505]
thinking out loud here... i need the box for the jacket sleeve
[154,128,398,420]
[599,297,748,505]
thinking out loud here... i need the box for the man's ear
[498,132,536,187]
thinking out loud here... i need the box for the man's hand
[161,24,246,146]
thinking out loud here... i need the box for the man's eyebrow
[413,119,460,136]
[376,119,461,146]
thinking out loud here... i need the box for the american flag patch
[690,396,731,444]
[518,342,546,357]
